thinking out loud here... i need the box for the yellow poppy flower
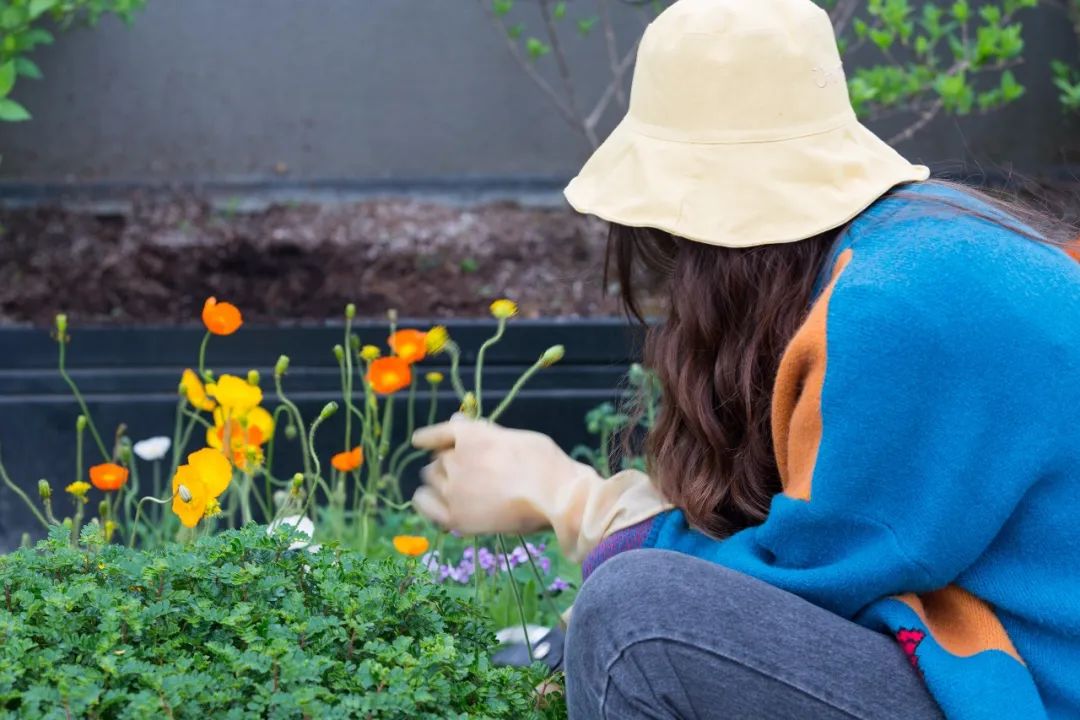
[181,369,216,412]
[489,299,518,320]
[393,535,430,557]
[207,374,263,413]
[172,448,232,528]
[65,481,91,501]
[207,405,274,470]
[425,326,449,355]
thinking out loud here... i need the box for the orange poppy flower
[367,357,412,395]
[388,329,427,364]
[331,446,364,472]
[202,297,243,336]
[89,463,129,492]
[393,535,430,557]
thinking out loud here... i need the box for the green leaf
[14,58,42,80]
[1000,69,1024,102]
[979,5,1001,24]
[577,17,598,36]
[492,0,513,18]
[28,0,57,21]
[24,28,55,47]
[553,2,566,20]
[507,23,523,39]
[0,98,31,121]
[525,37,551,60]
[951,0,969,22]
[0,61,15,97]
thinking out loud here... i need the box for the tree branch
[829,0,859,38]
[596,0,628,110]
[537,0,596,147]
[476,0,584,137]
[585,39,641,133]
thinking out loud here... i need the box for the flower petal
[187,448,232,498]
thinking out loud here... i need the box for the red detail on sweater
[896,628,927,668]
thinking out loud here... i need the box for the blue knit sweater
[584,183,1080,719]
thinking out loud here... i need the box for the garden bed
[0,194,628,327]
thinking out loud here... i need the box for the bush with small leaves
[0,0,146,122]
[0,524,561,719]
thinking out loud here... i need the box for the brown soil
[0,195,620,327]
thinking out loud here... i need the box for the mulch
[0,195,621,327]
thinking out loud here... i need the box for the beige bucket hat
[564,0,930,248]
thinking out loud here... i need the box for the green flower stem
[496,534,534,663]
[238,473,254,525]
[518,534,566,629]
[274,374,312,481]
[180,410,213,430]
[387,377,419,480]
[427,383,440,426]
[263,405,290,504]
[0,449,48,529]
[488,356,546,423]
[58,340,109,461]
[474,319,507,414]
[75,420,85,486]
[473,538,482,602]
[342,318,356,452]
[169,409,201,482]
[128,493,174,549]
[295,407,335,521]
[445,342,468,401]
[71,500,85,545]
[196,331,211,381]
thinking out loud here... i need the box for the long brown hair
[610,179,1074,539]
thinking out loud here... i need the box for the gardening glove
[411,416,671,563]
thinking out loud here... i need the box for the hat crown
[629,0,853,142]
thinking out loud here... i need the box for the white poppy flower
[267,515,316,551]
[133,436,171,462]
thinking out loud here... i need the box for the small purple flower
[547,577,571,593]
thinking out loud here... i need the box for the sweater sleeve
[646,236,1062,620]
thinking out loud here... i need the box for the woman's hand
[411,416,671,561]
[411,416,581,536]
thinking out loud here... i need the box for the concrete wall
[0,0,1077,189]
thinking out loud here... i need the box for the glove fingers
[412,421,458,451]
[412,486,451,528]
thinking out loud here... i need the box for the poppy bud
[178,484,193,503]
[349,335,361,352]
[76,415,87,432]
[55,314,67,337]
[247,370,260,386]
[539,345,565,368]
[387,309,399,324]
[345,303,356,319]
[284,424,297,440]
[333,345,345,363]
[38,479,52,501]
[98,501,110,519]
[319,402,339,420]
[460,392,479,418]
[275,355,290,378]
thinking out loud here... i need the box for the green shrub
[0,0,146,122]
[0,524,557,719]
[483,0,1038,148]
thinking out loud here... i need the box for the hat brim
[564,117,930,248]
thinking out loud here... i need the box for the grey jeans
[565,550,944,720]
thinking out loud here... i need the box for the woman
[412,0,1080,717]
